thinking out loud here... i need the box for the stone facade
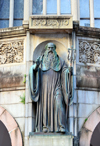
[0,3,100,146]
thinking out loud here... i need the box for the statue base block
[29,133,74,146]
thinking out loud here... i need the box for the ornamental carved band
[29,16,73,29]
[33,19,69,27]
[0,40,24,65]
[79,40,100,64]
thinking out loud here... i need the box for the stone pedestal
[29,133,74,146]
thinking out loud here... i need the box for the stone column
[68,31,77,136]
[9,0,14,27]
[71,0,79,21]
[57,0,60,15]
[24,0,31,20]
[43,0,46,15]
[24,31,33,146]
[90,0,94,27]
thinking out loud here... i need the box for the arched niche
[79,106,100,146]
[33,40,69,64]
[0,106,23,146]
[32,40,69,131]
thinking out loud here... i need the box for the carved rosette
[79,40,100,64]
[0,40,24,64]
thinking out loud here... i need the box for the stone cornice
[0,26,26,39]
[73,21,100,38]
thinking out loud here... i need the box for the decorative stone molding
[0,106,23,146]
[32,19,69,27]
[0,40,24,65]
[29,16,73,32]
[79,40,100,64]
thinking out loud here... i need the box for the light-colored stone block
[0,90,25,104]
[25,117,34,136]
[69,105,74,117]
[29,135,74,146]
[69,104,77,117]
[78,90,100,104]
[10,64,26,75]
[68,118,74,134]
[29,16,73,30]
[24,136,29,146]
[25,103,33,117]
[15,118,25,132]
[73,90,77,103]
[78,104,99,118]
[78,118,86,131]
[1,104,25,118]
[25,88,32,103]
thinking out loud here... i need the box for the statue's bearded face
[47,45,55,54]
[46,43,56,55]
[44,43,57,59]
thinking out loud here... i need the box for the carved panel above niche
[0,40,24,65]
[29,16,73,33]
[79,40,100,65]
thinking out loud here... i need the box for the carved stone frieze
[29,16,73,30]
[79,40,100,64]
[32,19,69,27]
[0,40,24,64]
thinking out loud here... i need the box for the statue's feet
[43,126,48,133]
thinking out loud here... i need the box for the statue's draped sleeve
[61,60,72,105]
[29,64,40,102]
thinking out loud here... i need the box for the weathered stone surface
[96,107,100,114]
[74,24,100,38]
[0,64,26,88]
[25,117,35,135]
[78,90,100,104]
[15,118,25,132]
[25,103,33,117]
[69,104,77,117]
[29,135,74,146]
[0,26,26,39]
[0,106,23,146]
[0,110,17,132]
[76,65,100,88]
[78,104,99,118]
[0,106,5,116]
[78,118,86,131]
[10,128,22,146]
[0,90,25,104]
[79,127,92,146]
[83,109,100,132]
[79,107,100,146]
[1,104,25,118]
[29,16,73,33]
[79,40,100,64]
[68,118,74,134]
[0,40,24,65]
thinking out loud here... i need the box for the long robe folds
[29,57,69,133]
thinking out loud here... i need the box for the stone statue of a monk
[29,43,72,133]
